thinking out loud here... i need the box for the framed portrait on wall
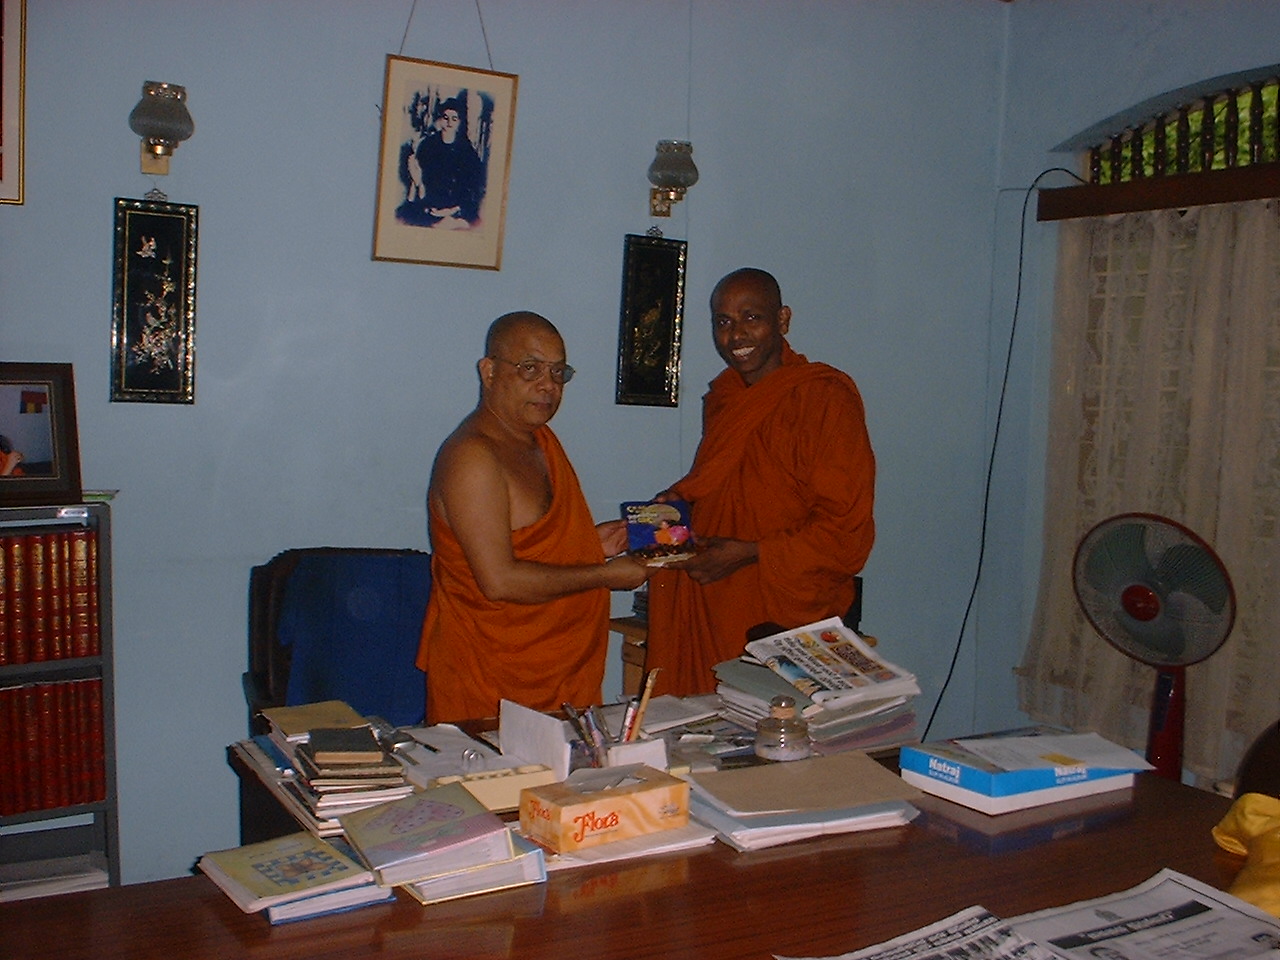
[0,362,81,506]
[111,197,198,404]
[372,55,519,270]
[615,234,687,407]
[1,0,26,204]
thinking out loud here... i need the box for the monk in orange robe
[647,269,875,696]
[417,312,649,723]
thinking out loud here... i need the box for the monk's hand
[605,552,652,590]
[596,519,629,557]
[676,537,757,584]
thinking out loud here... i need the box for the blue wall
[2,0,1276,884]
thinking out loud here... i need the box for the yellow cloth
[1212,792,1280,917]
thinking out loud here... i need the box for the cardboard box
[518,764,689,854]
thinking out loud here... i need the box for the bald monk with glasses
[417,312,650,723]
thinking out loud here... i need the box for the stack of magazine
[713,616,920,754]
[196,831,394,924]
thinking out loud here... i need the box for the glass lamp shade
[647,140,699,189]
[128,81,194,157]
[647,140,698,216]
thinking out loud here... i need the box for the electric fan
[1072,513,1235,779]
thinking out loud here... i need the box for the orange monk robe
[416,426,610,723]
[647,341,875,696]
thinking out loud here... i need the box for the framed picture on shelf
[615,233,687,407]
[372,55,519,270]
[0,362,82,506]
[111,196,198,404]
[1,0,26,204]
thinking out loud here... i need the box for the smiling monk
[417,312,649,723]
[646,269,876,696]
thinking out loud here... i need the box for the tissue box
[518,764,689,853]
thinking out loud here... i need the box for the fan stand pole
[1146,665,1185,779]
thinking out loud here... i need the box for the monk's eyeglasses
[491,357,576,385]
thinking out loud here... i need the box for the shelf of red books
[0,503,119,898]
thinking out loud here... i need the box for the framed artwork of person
[1,0,26,204]
[0,362,81,507]
[372,55,519,270]
[615,233,687,407]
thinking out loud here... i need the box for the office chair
[243,547,432,735]
[1236,721,1280,798]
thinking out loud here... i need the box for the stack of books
[339,782,525,888]
[713,616,920,754]
[285,726,414,823]
[686,751,921,851]
[197,831,394,924]
[246,700,413,834]
[897,728,1152,815]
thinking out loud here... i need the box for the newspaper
[777,869,1280,960]
[743,616,920,710]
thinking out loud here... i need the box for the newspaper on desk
[776,869,1280,960]
[744,616,921,712]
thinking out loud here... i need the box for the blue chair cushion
[279,551,431,727]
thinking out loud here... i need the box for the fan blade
[1082,521,1157,593]
[1154,543,1231,615]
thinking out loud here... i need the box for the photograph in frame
[615,234,687,407]
[372,55,518,270]
[1,0,26,204]
[111,197,198,404]
[0,362,82,507]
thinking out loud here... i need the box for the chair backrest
[1236,721,1280,798]
[244,547,431,733]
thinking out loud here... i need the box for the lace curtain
[1017,199,1280,784]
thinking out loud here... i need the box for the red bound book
[20,685,42,811]
[86,678,105,803]
[67,529,94,659]
[36,683,58,810]
[86,531,100,657]
[24,534,50,662]
[0,685,15,816]
[54,681,72,808]
[70,678,88,806]
[0,545,9,667]
[47,531,68,660]
[5,535,28,664]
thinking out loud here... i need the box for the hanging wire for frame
[398,0,495,72]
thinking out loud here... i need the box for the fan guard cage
[1072,512,1235,668]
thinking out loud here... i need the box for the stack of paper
[714,618,921,754]
[402,830,547,905]
[897,729,1151,815]
[197,831,394,924]
[339,782,515,886]
[687,751,920,851]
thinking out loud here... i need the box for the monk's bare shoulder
[430,415,506,506]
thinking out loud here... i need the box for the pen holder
[606,736,668,770]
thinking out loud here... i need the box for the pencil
[626,668,660,741]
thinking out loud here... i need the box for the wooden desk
[4,775,1243,960]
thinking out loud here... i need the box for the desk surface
[4,774,1242,960]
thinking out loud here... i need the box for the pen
[619,697,640,743]
[627,668,660,741]
[561,702,596,758]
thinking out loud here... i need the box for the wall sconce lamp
[647,140,698,216]
[128,81,194,175]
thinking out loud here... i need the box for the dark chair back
[243,547,431,734]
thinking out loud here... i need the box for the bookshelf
[0,503,119,899]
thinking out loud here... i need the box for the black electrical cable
[919,166,1086,742]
